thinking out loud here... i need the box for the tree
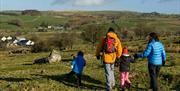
[81,27,97,46]
[22,10,41,16]
[51,32,78,50]
[81,24,106,46]
[134,23,154,39]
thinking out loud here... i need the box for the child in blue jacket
[67,51,86,87]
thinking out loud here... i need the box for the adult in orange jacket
[96,27,122,91]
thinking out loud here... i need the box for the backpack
[103,36,116,53]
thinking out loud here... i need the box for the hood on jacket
[107,32,118,39]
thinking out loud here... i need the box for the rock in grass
[33,49,61,64]
[47,49,61,63]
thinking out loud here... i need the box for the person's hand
[115,59,120,67]
[133,54,138,59]
[116,56,120,60]
[115,62,119,67]
[96,55,101,60]
[162,61,165,66]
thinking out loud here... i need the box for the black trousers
[148,64,161,91]
[67,71,82,86]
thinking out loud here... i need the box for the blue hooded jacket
[71,55,86,74]
[138,39,166,65]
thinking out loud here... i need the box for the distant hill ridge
[1,10,180,17]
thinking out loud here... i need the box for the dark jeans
[67,71,82,86]
[148,64,161,91]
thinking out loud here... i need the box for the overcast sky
[0,0,180,14]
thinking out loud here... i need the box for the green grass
[0,50,179,91]
[1,11,180,33]
[0,11,179,91]
[0,14,69,32]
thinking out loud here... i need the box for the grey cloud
[51,0,117,6]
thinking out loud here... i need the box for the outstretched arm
[138,44,152,58]
[129,56,136,63]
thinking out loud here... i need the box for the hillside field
[0,11,180,91]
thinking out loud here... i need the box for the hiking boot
[119,86,125,91]
[149,85,152,89]
[77,83,82,87]
[119,88,125,91]
[127,83,132,89]
[77,84,83,89]
[112,85,116,90]
[106,89,112,91]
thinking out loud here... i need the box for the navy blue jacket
[116,56,135,72]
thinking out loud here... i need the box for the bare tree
[81,24,106,47]
[134,23,154,39]
[51,32,78,50]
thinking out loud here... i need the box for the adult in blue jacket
[135,32,166,91]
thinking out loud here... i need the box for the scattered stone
[47,49,61,63]
[33,49,61,64]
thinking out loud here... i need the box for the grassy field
[0,11,180,91]
[0,11,180,33]
[0,48,179,91]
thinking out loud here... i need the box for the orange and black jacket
[96,32,122,64]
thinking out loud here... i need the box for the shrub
[118,28,137,41]
[133,23,155,39]
[51,32,78,50]
[0,41,6,49]
[81,28,98,46]
[8,19,23,27]
[31,40,51,53]
[22,10,41,16]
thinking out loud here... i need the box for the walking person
[96,27,122,91]
[134,32,166,91]
[116,47,135,91]
[66,51,86,87]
